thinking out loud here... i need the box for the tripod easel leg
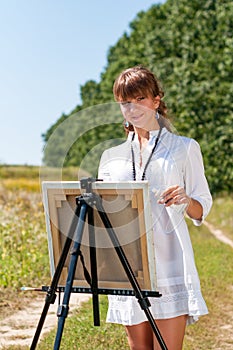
[87,204,100,326]
[53,201,88,349]
[95,196,168,350]
[30,205,81,350]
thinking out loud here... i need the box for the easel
[30,178,167,350]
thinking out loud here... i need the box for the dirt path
[0,293,90,349]
[0,221,232,349]
[203,221,233,248]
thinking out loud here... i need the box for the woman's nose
[125,101,139,111]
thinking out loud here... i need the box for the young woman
[98,66,212,350]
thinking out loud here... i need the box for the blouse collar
[127,127,166,142]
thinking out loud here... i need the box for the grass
[0,165,86,316]
[34,224,233,350]
[184,223,233,349]
[37,297,128,350]
[0,182,50,316]
[0,166,232,349]
[0,164,89,182]
[207,195,233,241]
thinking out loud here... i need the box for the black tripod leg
[30,205,81,350]
[88,205,100,326]
[53,201,88,350]
[95,198,168,350]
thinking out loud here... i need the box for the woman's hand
[157,185,203,221]
[157,185,190,206]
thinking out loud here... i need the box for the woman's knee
[125,321,153,350]
[153,315,187,350]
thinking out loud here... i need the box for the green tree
[42,0,233,194]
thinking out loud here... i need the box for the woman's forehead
[116,85,150,100]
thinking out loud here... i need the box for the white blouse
[98,128,212,326]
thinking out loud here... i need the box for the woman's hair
[113,65,171,132]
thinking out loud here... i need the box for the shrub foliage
[42,0,233,195]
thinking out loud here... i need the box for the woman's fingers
[158,185,179,204]
[157,186,189,206]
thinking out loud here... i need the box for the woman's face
[118,94,160,131]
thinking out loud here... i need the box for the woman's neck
[134,128,149,140]
[133,129,152,149]
[133,119,160,145]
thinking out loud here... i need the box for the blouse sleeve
[184,139,213,226]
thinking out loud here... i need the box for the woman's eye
[120,101,130,106]
[136,97,145,102]
[119,97,145,106]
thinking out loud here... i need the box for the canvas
[42,180,157,291]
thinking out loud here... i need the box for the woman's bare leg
[125,321,153,350]
[153,315,187,350]
[125,315,187,350]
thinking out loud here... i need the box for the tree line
[42,0,233,195]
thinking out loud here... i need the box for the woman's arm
[185,197,203,221]
[157,138,212,224]
[157,185,203,221]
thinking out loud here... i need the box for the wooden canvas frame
[42,181,157,291]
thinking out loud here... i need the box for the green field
[0,166,232,349]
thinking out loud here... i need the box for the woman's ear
[154,95,161,109]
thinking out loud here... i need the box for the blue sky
[0,0,165,165]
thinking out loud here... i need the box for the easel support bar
[41,285,162,298]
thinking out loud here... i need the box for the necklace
[131,127,163,181]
